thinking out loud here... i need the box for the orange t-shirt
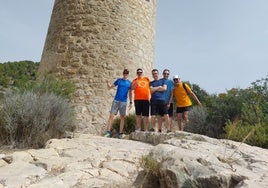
[132,77,150,100]
[173,82,192,107]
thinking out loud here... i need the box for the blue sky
[1,1,268,94]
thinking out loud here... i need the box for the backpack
[182,82,190,94]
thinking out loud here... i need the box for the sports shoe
[149,128,155,132]
[135,128,141,132]
[118,133,123,139]
[104,131,111,138]
[167,130,172,133]
[158,129,162,133]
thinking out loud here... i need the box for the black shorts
[167,103,174,117]
[134,100,150,116]
[150,100,168,116]
[176,106,192,113]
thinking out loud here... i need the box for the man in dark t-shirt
[150,69,171,133]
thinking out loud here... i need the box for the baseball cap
[173,75,179,79]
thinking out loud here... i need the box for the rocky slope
[0,131,267,188]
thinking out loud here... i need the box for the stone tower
[39,0,156,134]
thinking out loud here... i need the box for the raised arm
[106,80,115,90]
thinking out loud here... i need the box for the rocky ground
[0,131,268,188]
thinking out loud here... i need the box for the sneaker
[158,129,162,133]
[104,131,111,138]
[167,130,172,133]
[149,128,155,132]
[135,128,141,132]
[118,133,123,139]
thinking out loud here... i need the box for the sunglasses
[123,72,129,75]
[137,72,143,74]
[163,73,169,75]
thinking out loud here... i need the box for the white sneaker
[135,128,141,132]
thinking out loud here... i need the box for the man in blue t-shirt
[149,69,171,133]
[162,69,174,130]
[104,69,133,139]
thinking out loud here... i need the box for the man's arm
[128,89,133,104]
[131,79,138,90]
[157,79,167,92]
[150,86,158,94]
[189,91,202,106]
[157,84,167,92]
[168,90,174,104]
[106,80,115,89]
[150,80,167,93]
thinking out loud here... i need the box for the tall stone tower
[39,0,156,134]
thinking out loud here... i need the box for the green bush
[224,120,268,148]
[0,61,39,88]
[223,84,268,148]
[112,113,136,134]
[140,155,160,176]
[19,76,76,100]
[185,106,208,135]
[0,91,75,148]
[137,154,162,187]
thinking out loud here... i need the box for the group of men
[104,68,202,139]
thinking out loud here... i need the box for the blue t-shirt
[150,78,166,101]
[114,78,131,102]
[164,79,174,104]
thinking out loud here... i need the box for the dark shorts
[150,100,168,116]
[176,106,192,113]
[134,100,150,116]
[167,103,174,117]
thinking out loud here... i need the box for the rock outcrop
[0,133,152,188]
[0,132,267,188]
[131,131,268,188]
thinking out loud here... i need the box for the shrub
[112,113,136,134]
[0,91,75,148]
[0,61,39,88]
[185,106,208,135]
[224,120,268,148]
[137,154,162,187]
[140,155,160,176]
[19,76,76,100]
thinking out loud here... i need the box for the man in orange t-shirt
[131,68,150,131]
[173,75,202,131]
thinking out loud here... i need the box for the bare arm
[168,90,174,104]
[190,91,202,106]
[150,86,157,94]
[128,89,133,104]
[158,84,167,91]
[106,80,115,89]
[150,84,167,93]
[131,79,138,90]
[127,89,133,109]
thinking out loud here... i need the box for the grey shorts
[110,100,127,116]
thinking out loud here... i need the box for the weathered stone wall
[39,0,156,134]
